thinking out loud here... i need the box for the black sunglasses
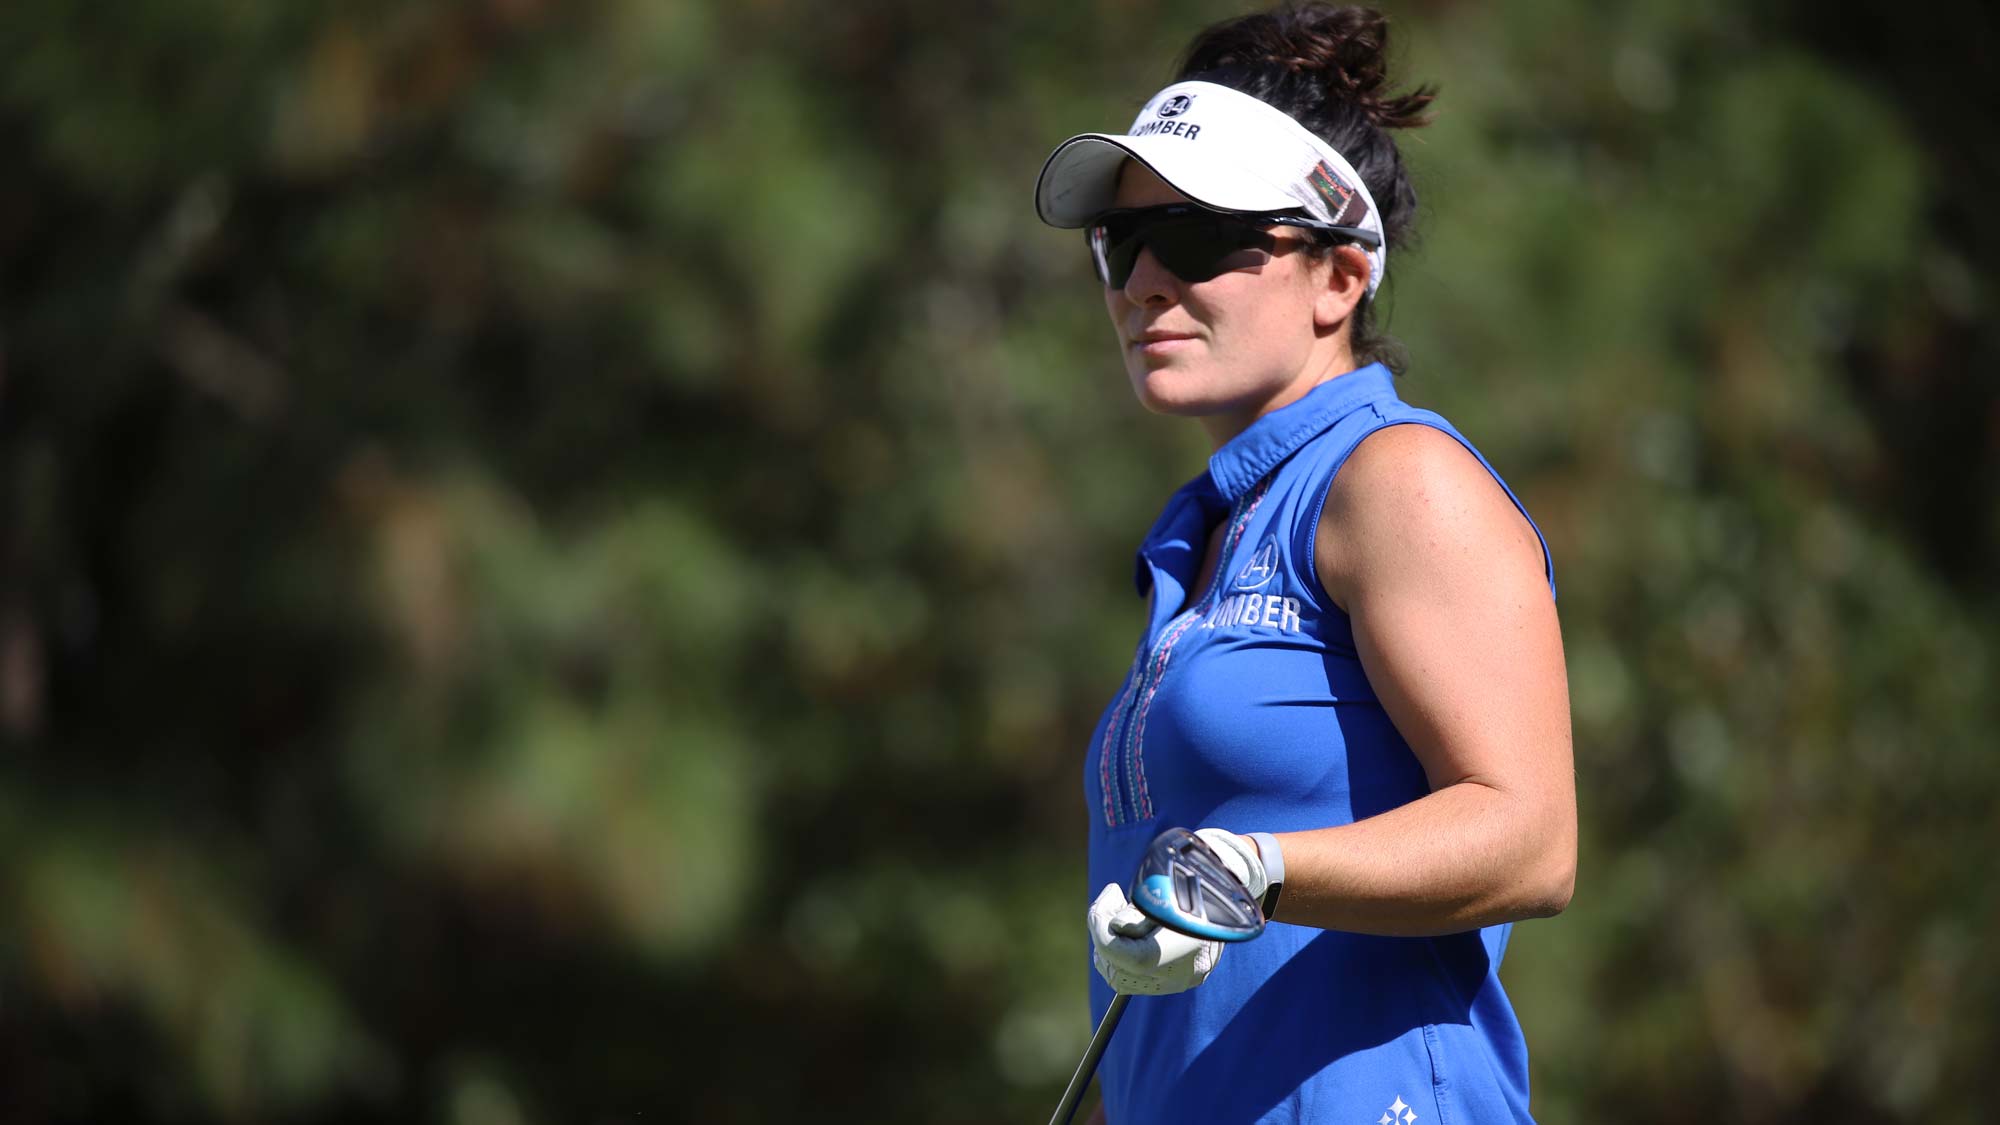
[1086,203,1381,288]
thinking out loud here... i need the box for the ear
[1312,245,1371,333]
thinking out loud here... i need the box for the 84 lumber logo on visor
[1131,97,1202,138]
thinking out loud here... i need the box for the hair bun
[1182,3,1436,130]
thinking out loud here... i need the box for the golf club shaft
[1048,993,1129,1125]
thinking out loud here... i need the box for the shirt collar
[1132,363,1398,594]
[1207,363,1396,499]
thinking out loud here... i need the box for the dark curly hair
[1176,4,1436,373]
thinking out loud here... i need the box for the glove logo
[1377,1096,1418,1125]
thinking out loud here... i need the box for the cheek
[1210,279,1312,359]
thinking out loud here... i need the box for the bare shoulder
[1315,422,1546,610]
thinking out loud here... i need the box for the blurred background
[2,0,1995,1121]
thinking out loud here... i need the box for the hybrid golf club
[1047,827,1266,1125]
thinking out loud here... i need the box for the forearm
[1265,778,1574,936]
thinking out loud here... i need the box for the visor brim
[1034,133,1300,228]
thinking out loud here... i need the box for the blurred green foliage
[2,0,1994,1121]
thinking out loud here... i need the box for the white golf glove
[1193,827,1272,903]
[1088,882,1221,995]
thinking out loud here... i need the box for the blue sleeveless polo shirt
[1084,363,1555,1125]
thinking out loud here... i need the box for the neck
[1199,339,1359,451]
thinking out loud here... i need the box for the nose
[1120,243,1177,306]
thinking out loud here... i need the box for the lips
[1131,330,1198,348]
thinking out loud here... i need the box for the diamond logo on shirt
[1377,1096,1417,1125]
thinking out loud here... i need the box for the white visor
[1034,80,1386,295]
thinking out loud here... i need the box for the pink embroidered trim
[1123,478,1271,822]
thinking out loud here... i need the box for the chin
[1127,363,1246,417]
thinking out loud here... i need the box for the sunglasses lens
[1088,210,1281,287]
[1152,221,1264,284]
[1086,227,1109,285]
[1088,216,1144,286]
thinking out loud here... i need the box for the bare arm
[1268,423,1575,936]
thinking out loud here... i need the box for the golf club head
[1130,827,1265,942]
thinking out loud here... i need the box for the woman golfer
[1034,5,1576,1122]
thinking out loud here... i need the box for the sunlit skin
[1103,162,1371,449]
[1102,161,1577,937]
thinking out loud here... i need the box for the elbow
[1526,871,1574,919]
[1518,787,1577,919]
[1522,847,1576,919]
